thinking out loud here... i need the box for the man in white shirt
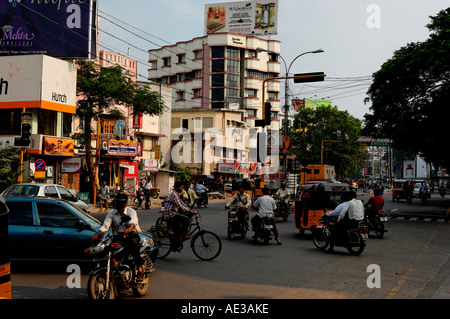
[251,188,282,244]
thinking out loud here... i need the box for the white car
[2,183,90,213]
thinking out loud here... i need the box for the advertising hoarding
[205,1,278,36]
[0,0,97,58]
[0,55,77,114]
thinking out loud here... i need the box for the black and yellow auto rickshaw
[392,179,409,202]
[294,182,354,235]
[0,196,11,299]
[231,178,264,200]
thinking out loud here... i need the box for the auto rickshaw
[231,178,263,200]
[392,179,409,202]
[294,182,354,235]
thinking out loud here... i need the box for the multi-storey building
[148,32,281,176]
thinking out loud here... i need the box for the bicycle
[148,211,222,261]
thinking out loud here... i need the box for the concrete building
[148,32,281,177]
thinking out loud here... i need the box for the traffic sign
[35,159,46,171]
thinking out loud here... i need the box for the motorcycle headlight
[146,237,155,247]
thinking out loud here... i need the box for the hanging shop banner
[0,0,97,58]
[108,140,139,157]
[43,137,74,156]
[205,1,278,36]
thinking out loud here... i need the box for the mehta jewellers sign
[0,0,97,58]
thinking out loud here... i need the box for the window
[211,46,225,58]
[248,89,257,98]
[176,91,185,101]
[203,117,213,129]
[57,186,75,201]
[193,89,201,98]
[171,118,180,128]
[212,88,225,101]
[182,119,189,130]
[177,54,186,63]
[7,185,39,196]
[227,74,239,88]
[63,113,72,137]
[227,47,239,59]
[163,57,171,67]
[212,60,225,73]
[102,119,115,135]
[194,50,203,59]
[248,50,257,58]
[36,203,78,228]
[212,74,225,87]
[44,186,59,198]
[226,88,239,98]
[7,202,34,226]
[227,60,239,74]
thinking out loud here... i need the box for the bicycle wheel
[191,230,222,261]
[149,228,171,259]
[133,198,141,210]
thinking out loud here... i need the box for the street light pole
[257,48,324,173]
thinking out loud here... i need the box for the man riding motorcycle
[364,188,384,217]
[324,192,364,252]
[275,182,290,213]
[225,185,252,225]
[251,188,282,245]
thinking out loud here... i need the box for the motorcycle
[273,196,291,221]
[364,208,389,238]
[133,185,150,210]
[419,188,430,203]
[439,185,446,198]
[85,222,158,299]
[252,212,276,245]
[313,215,368,255]
[195,191,208,208]
[227,206,249,240]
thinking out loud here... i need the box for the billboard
[0,0,97,58]
[205,1,278,36]
[0,55,77,114]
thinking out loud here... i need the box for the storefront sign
[43,137,75,156]
[108,140,139,157]
[61,157,81,173]
[142,159,159,171]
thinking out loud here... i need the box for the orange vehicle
[392,179,409,202]
[294,182,354,235]
[0,196,10,299]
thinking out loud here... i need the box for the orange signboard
[43,137,74,156]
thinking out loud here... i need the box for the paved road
[10,190,450,300]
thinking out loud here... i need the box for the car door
[35,201,95,261]
[7,200,39,260]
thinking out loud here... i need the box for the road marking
[386,223,443,299]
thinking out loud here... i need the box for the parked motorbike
[439,185,446,198]
[85,224,158,299]
[148,187,160,199]
[133,186,150,210]
[252,212,276,245]
[273,196,291,221]
[227,206,249,240]
[313,215,368,255]
[364,207,389,238]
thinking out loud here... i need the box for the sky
[98,0,449,121]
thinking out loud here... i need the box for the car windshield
[5,185,40,196]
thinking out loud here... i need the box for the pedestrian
[99,181,110,212]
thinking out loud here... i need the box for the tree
[363,8,450,171]
[0,147,21,192]
[291,105,367,179]
[76,60,165,202]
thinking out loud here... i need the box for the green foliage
[291,105,366,179]
[0,148,21,192]
[363,8,450,171]
[175,167,193,183]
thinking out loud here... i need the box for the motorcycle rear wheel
[372,220,385,239]
[227,224,235,240]
[87,271,116,299]
[347,232,365,255]
[313,228,330,251]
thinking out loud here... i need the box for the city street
[9,190,450,300]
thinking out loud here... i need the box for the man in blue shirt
[196,180,208,205]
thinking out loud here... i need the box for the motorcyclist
[251,188,282,245]
[324,192,364,252]
[196,180,208,205]
[99,192,144,276]
[419,182,429,199]
[225,185,252,225]
[364,188,385,217]
[275,182,290,212]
